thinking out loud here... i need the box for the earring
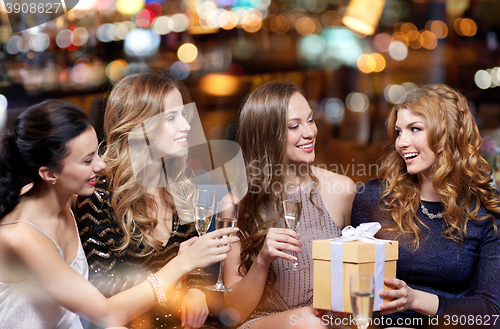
[52,181,56,185]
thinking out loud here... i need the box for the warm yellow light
[371,53,386,72]
[242,14,261,33]
[295,17,315,35]
[421,30,437,49]
[430,20,448,39]
[342,0,387,35]
[200,74,239,96]
[116,0,144,15]
[177,43,198,63]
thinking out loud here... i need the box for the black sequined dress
[75,177,219,329]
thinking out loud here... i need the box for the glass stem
[216,259,225,286]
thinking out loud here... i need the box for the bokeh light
[106,59,128,82]
[475,70,491,90]
[388,40,408,61]
[30,33,50,52]
[124,29,160,56]
[116,0,145,15]
[200,74,240,96]
[178,43,198,63]
[56,29,73,48]
[384,84,407,104]
[321,98,345,123]
[346,92,369,113]
[373,33,391,53]
[170,61,191,80]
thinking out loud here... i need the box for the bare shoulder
[311,165,356,199]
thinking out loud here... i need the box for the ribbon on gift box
[330,222,386,311]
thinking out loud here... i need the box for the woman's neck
[419,173,441,202]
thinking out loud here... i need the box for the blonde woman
[76,71,226,329]
[352,84,500,325]
[224,81,356,328]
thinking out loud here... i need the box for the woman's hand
[258,228,301,265]
[179,288,209,329]
[174,227,240,272]
[380,278,439,317]
[379,278,414,315]
[178,237,198,255]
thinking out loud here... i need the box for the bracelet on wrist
[147,273,168,307]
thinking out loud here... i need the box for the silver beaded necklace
[420,202,444,219]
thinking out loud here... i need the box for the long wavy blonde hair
[379,84,500,249]
[237,81,321,288]
[102,71,196,256]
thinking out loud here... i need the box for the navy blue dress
[351,179,500,328]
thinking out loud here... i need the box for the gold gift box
[312,239,398,313]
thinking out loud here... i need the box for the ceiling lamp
[342,0,386,35]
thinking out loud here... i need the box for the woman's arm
[6,223,238,328]
[223,228,301,324]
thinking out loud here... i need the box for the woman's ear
[38,166,58,185]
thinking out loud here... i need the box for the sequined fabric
[0,214,88,329]
[238,181,342,329]
[352,179,500,324]
[76,177,219,329]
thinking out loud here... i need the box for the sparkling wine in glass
[206,201,238,292]
[191,189,215,276]
[282,183,303,271]
[350,273,375,329]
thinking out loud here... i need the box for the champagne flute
[191,189,215,276]
[282,183,303,271]
[206,201,238,292]
[350,273,375,329]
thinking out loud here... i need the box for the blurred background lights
[106,59,128,82]
[200,74,239,96]
[388,40,408,61]
[170,61,191,80]
[30,33,50,52]
[124,29,160,56]
[454,18,477,37]
[373,33,391,53]
[385,84,407,104]
[56,29,74,48]
[475,70,491,90]
[172,14,190,32]
[6,35,23,54]
[342,0,387,35]
[346,92,369,113]
[178,43,198,63]
[116,0,145,15]
[72,27,89,46]
[152,16,174,34]
[321,98,345,123]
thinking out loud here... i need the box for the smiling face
[153,88,191,159]
[286,92,317,165]
[55,126,106,196]
[395,108,437,178]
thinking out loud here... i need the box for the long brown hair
[237,81,320,287]
[379,84,500,249]
[102,70,195,256]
